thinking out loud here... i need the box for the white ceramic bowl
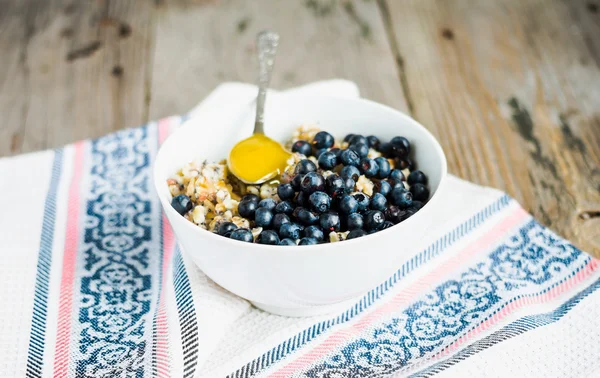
[154,93,447,317]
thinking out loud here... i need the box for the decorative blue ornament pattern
[303,220,590,378]
[228,196,512,378]
[76,127,158,377]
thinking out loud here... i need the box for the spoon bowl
[228,134,291,184]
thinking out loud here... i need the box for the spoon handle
[254,30,279,135]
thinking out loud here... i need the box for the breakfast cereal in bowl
[153,93,447,315]
[166,126,430,246]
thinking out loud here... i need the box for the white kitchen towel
[0,80,598,378]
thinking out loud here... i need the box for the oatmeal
[168,127,430,245]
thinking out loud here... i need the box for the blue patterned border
[302,220,592,378]
[75,127,157,376]
[229,195,512,378]
[173,247,200,378]
[413,277,600,377]
[26,149,64,377]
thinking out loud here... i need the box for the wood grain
[382,0,600,255]
[148,0,407,119]
[0,0,598,256]
[0,0,33,155]
[0,0,155,155]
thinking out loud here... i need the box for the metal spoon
[228,31,292,184]
[254,30,279,135]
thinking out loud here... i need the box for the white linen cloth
[0,80,598,378]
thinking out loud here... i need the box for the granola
[167,126,426,245]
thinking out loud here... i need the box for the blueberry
[353,193,370,212]
[279,238,297,246]
[291,174,303,191]
[411,200,424,210]
[366,135,380,149]
[344,178,356,193]
[279,222,303,240]
[379,142,392,156]
[389,187,413,209]
[258,198,276,211]
[339,149,360,167]
[398,158,415,170]
[410,183,430,202]
[298,237,318,245]
[238,199,258,219]
[257,230,280,245]
[349,135,367,146]
[242,194,260,204]
[391,180,406,190]
[293,207,319,226]
[295,191,308,207]
[329,147,342,158]
[363,210,385,231]
[340,165,361,181]
[374,180,392,197]
[254,208,273,228]
[313,131,335,149]
[398,210,411,223]
[171,195,193,215]
[346,213,364,230]
[349,143,369,158]
[217,221,238,237]
[369,193,387,211]
[326,174,345,198]
[319,212,341,232]
[389,169,405,183]
[277,183,296,200]
[300,172,325,194]
[291,140,312,156]
[272,213,291,231]
[343,134,355,143]
[308,191,331,213]
[407,170,428,186]
[347,229,367,239]
[385,206,409,224]
[359,158,379,178]
[275,200,294,215]
[318,151,338,170]
[339,195,359,215]
[303,225,325,241]
[384,206,401,223]
[381,221,395,230]
[230,228,254,243]
[390,136,410,158]
[295,159,317,175]
[312,146,328,158]
[375,157,391,179]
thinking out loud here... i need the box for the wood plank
[383,0,600,255]
[0,0,155,156]
[149,0,408,120]
[0,0,32,156]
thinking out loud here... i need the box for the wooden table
[1,0,599,255]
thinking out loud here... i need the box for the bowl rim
[153,94,448,254]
